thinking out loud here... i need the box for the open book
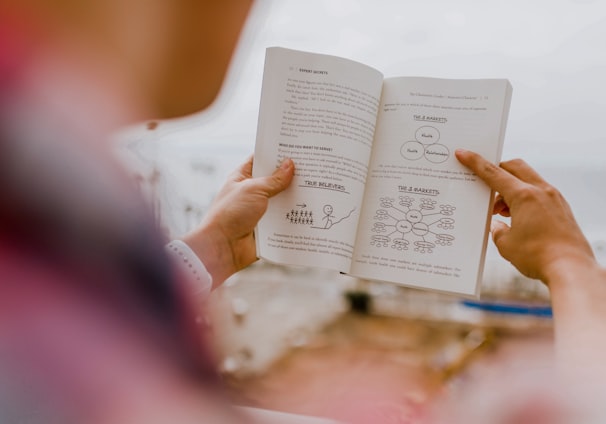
[253,47,512,296]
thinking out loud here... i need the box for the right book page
[350,76,512,296]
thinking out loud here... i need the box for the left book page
[253,47,384,272]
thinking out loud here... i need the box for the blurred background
[114,0,606,416]
[117,0,606,243]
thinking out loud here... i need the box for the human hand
[183,155,294,288]
[455,149,595,284]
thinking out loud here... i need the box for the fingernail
[280,158,292,170]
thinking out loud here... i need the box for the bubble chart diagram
[400,126,450,164]
[370,196,456,254]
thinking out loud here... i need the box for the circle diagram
[415,126,440,144]
[400,141,424,160]
[424,143,449,164]
[401,126,450,163]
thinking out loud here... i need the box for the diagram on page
[400,125,450,164]
[369,195,455,254]
[285,204,356,230]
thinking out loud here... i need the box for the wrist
[165,240,213,297]
[182,223,234,289]
[543,253,605,292]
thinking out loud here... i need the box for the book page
[253,47,384,271]
[350,77,512,296]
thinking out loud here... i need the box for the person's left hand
[183,155,294,288]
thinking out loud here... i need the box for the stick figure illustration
[322,204,335,229]
[311,205,355,230]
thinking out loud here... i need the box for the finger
[492,194,510,217]
[500,159,548,187]
[490,219,510,248]
[455,149,525,198]
[255,158,295,198]
[233,154,254,181]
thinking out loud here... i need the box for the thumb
[262,158,295,197]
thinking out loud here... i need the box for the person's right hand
[455,149,596,284]
[182,155,294,289]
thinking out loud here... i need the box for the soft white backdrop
[116,0,606,248]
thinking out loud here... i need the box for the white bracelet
[165,240,212,298]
